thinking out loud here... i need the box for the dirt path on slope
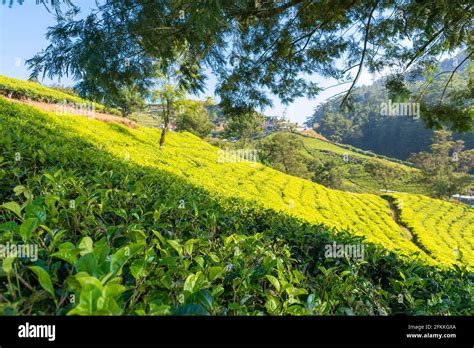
[4,97,137,128]
[382,195,433,257]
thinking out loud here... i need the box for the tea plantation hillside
[276,131,410,163]
[0,95,472,315]
[3,97,470,266]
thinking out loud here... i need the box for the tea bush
[0,97,472,315]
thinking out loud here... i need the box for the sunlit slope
[385,193,474,265]
[2,96,472,267]
[269,131,413,167]
[0,75,120,115]
[58,121,424,254]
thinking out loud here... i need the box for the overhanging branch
[340,0,378,108]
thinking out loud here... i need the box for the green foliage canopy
[25,0,473,129]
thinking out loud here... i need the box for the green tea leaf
[172,303,208,316]
[265,297,280,314]
[2,252,17,274]
[0,221,19,232]
[114,208,127,219]
[0,202,22,219]
[29,266,56,300]
[208,266,224,281]
[167,240,183,256]
[266,275,281,293]
[184,271,204,293]
[67,283,102,316]
[103,283,126,298]
[110,242,145,274]
[51,242,78,264]
[184,239,195,256]
[75,274,104,291]
[75,253,97,275]
[130,259,147,279]
[19,217,38,242]
[78,236,94,256]
[24,202,47,222]
[13,185,26,196]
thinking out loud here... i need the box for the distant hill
[306,52,473,160]
[264,132,427,195]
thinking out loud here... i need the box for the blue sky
[0,1,380,125]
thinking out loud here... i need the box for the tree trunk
[159,99,170,150]
[159,126,167,149]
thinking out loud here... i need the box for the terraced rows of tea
[385,193,474,265]
[65,118,429,256]
[2,96,471,267]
